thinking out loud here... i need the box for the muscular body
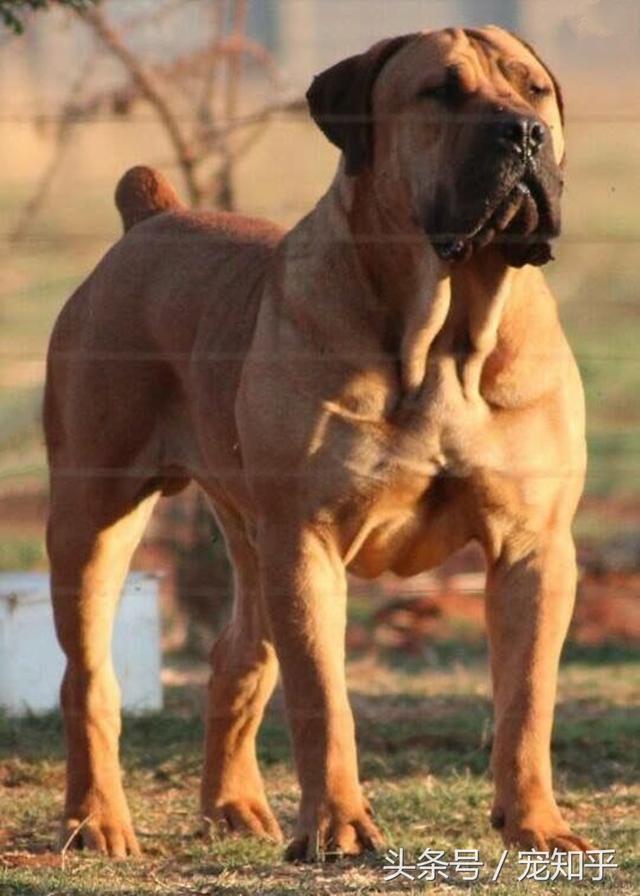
[45,26,589,860]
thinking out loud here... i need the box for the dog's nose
[499,115,546,156]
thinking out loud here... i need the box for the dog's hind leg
[48,473,161,857]
[200,504,282,842]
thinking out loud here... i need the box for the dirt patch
[0,851,61,869]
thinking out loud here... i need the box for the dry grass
[1,650,638,894]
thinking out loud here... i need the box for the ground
[1,647,638,895]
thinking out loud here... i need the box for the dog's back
[44,167,284,476]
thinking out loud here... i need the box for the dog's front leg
[258,523,382,862]
[485,529,591,852]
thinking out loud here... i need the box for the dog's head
[307,26,565,268]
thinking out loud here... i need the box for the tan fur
[45,26,589,861]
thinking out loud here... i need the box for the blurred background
[1,3,639,889]
[1,0,639,663]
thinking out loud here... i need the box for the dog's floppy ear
[306,34,417,176]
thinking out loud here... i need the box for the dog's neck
[332,169,518,397]
[337,169,442,310]
[282,168,562,409]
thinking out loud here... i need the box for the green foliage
[0,0,97,34]
[0,536,45,570]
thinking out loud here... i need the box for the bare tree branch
[196,0,225,130]
[9,48,97,241]
[77,4,203,205]
[214,0,248,210]
[11,0,301,238]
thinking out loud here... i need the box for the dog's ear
[306,34,417,176]
[509,32,565,126]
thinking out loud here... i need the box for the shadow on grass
[372,637,640,672]
[355,692,639,788]
[1,649,637,792]
[0,883,307,896]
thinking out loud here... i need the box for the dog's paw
[203,797,283,843]
[491,805,592,852]
[59,812,141,859]
[285,800,384,862]
[504,825,592,853]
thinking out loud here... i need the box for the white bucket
[0,572,163,716]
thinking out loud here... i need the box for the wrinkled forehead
[376,26,549,101]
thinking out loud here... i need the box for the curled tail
[115,166,184,233]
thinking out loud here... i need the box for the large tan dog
[45,26,590,861]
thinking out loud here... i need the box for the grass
[1,649,638,894]
[0,535,45,571]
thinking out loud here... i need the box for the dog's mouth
[431,161,562,268]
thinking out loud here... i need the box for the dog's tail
[115,166,184,233]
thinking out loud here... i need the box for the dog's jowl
[45,27,589,861]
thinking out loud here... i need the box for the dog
[44,26,589,861]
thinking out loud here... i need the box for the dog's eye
[418,80,460,104]
[529,83,552,100]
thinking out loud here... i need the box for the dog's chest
[315,364,496,577]
[320,358,489,486]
